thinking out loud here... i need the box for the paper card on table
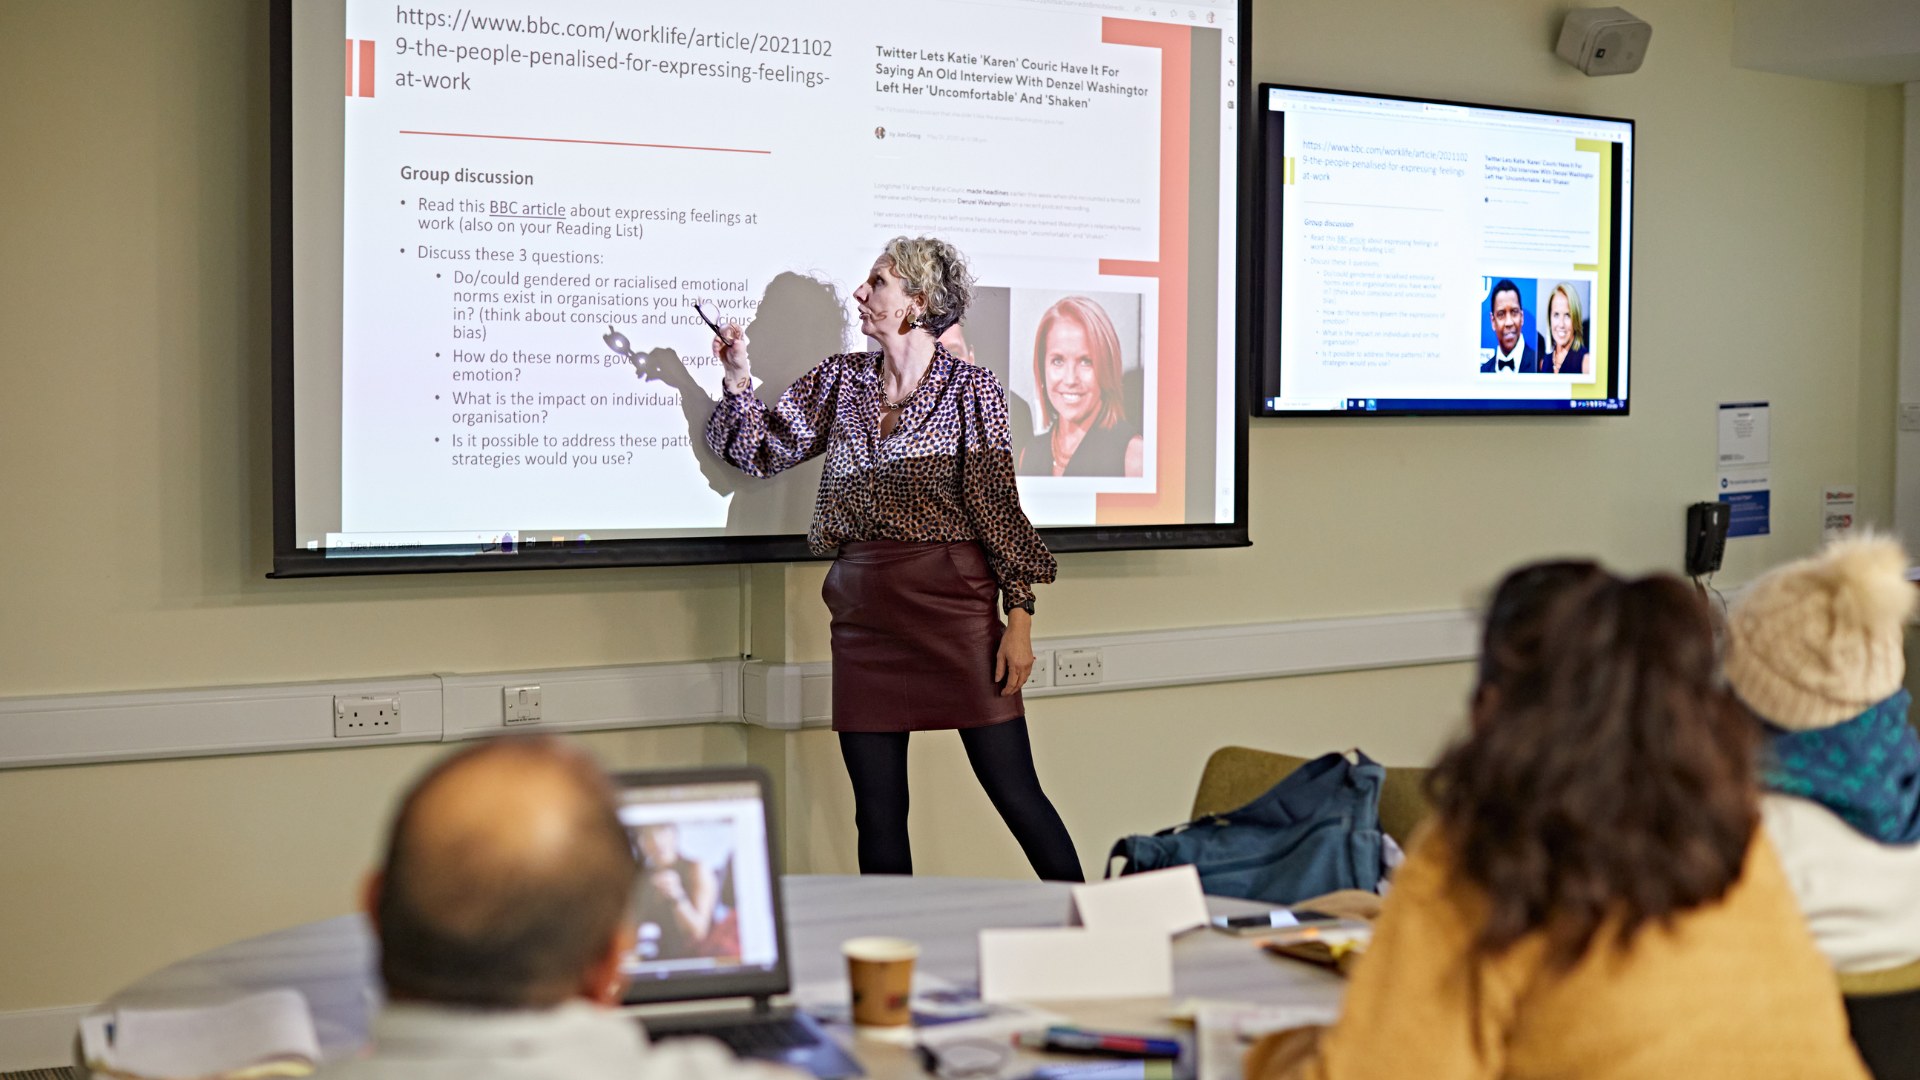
[1069,864,1210,935]
[79,988,319,1078]
[978,927,1172,1002]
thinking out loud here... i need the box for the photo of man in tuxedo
[1479,278,1539,374]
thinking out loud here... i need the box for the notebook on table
[614,765,863,1079]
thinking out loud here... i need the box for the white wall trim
[743,660,838,731]
[441,661,740,741]
[742,609,1478,729]
[0,1003,91,1071]
[0,611,1478,769]
[742,660,810,731]
[0,677,446,771]
[0,663,742,772]
[1029,609,1477,695]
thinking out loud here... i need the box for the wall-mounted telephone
[1685,501,1730,577]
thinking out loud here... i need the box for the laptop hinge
[751,995,774,1016]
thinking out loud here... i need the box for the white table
[86,875,1346,1078]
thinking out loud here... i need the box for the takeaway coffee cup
[843,936,919,1027]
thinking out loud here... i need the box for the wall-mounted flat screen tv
[1253,84,1633,417]
[270,0,1252,576]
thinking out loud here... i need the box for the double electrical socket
[334,694,400,737]
[1053,647,1105,686]
[1026,647,1104,688]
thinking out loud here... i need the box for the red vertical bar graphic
[358,40,376,98]
[344,39,354,96]
[1096,18,1190,523]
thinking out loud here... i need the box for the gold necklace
[879,358,934,411]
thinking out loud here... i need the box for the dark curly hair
[1428,563,1757,967]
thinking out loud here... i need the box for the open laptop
[613,766,862,1079]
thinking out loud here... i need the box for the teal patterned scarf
[1761,690,1920,844]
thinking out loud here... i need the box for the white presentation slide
[287,0,1242,557]
[1258,87,1632,415]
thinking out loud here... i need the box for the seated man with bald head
[321,736,795,1079]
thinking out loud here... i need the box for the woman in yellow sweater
[1247,562,1868,1080]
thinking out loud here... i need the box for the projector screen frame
[1250,81,1636,421]
[268,0,1253,579]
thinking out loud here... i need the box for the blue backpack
[1106,751,1386,904]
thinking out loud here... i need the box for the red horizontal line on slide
[399,129,771,155]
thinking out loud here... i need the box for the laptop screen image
[613,768,792,1005]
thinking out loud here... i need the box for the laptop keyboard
[645,1012,862,1077]
[709,1017,821,1055]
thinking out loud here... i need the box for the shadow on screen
[638,272,850,536]
[948,287,1039,469]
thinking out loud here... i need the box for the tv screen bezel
[1249,81,1636,420]
[268,0,1253,578]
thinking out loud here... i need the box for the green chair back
[1840,959,1920,998]
[1190,745,1431,848]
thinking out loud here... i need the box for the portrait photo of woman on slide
[1540,281,1591,376]
[1016,295,1144,478]
[703,236,1082,883]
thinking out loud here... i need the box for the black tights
[838,718,1084,882]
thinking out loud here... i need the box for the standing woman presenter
[705,236,1082,882]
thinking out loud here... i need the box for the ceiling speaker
[1556,7,1652,76]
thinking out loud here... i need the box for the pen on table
[1023,1061,1176,1080]
[1016,1026,1183,1059]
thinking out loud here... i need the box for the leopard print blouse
[705,343,1056,612]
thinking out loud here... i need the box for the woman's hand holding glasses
[696,301,752,393]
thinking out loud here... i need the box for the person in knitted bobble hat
[1725,534,1920,974]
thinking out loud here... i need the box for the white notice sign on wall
[1717,402,1771,538]
[1824,485,1857,541]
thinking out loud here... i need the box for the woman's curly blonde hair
[883,236,974,335]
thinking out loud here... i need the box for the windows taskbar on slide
[1263,397,1628,415]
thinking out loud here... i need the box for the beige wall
[0,0,1902,1014]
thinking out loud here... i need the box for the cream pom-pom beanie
[1724,535,1917,730]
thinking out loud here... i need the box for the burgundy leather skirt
[823,541,1023,733]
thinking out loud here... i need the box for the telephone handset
[1685,502,1730,577]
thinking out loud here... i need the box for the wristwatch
[1009,598,1035,616]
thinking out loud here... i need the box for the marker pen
[1024,1062,1176,1080]
[1016,1026,1183,1058]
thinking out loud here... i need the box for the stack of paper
[79,988,319,1079]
